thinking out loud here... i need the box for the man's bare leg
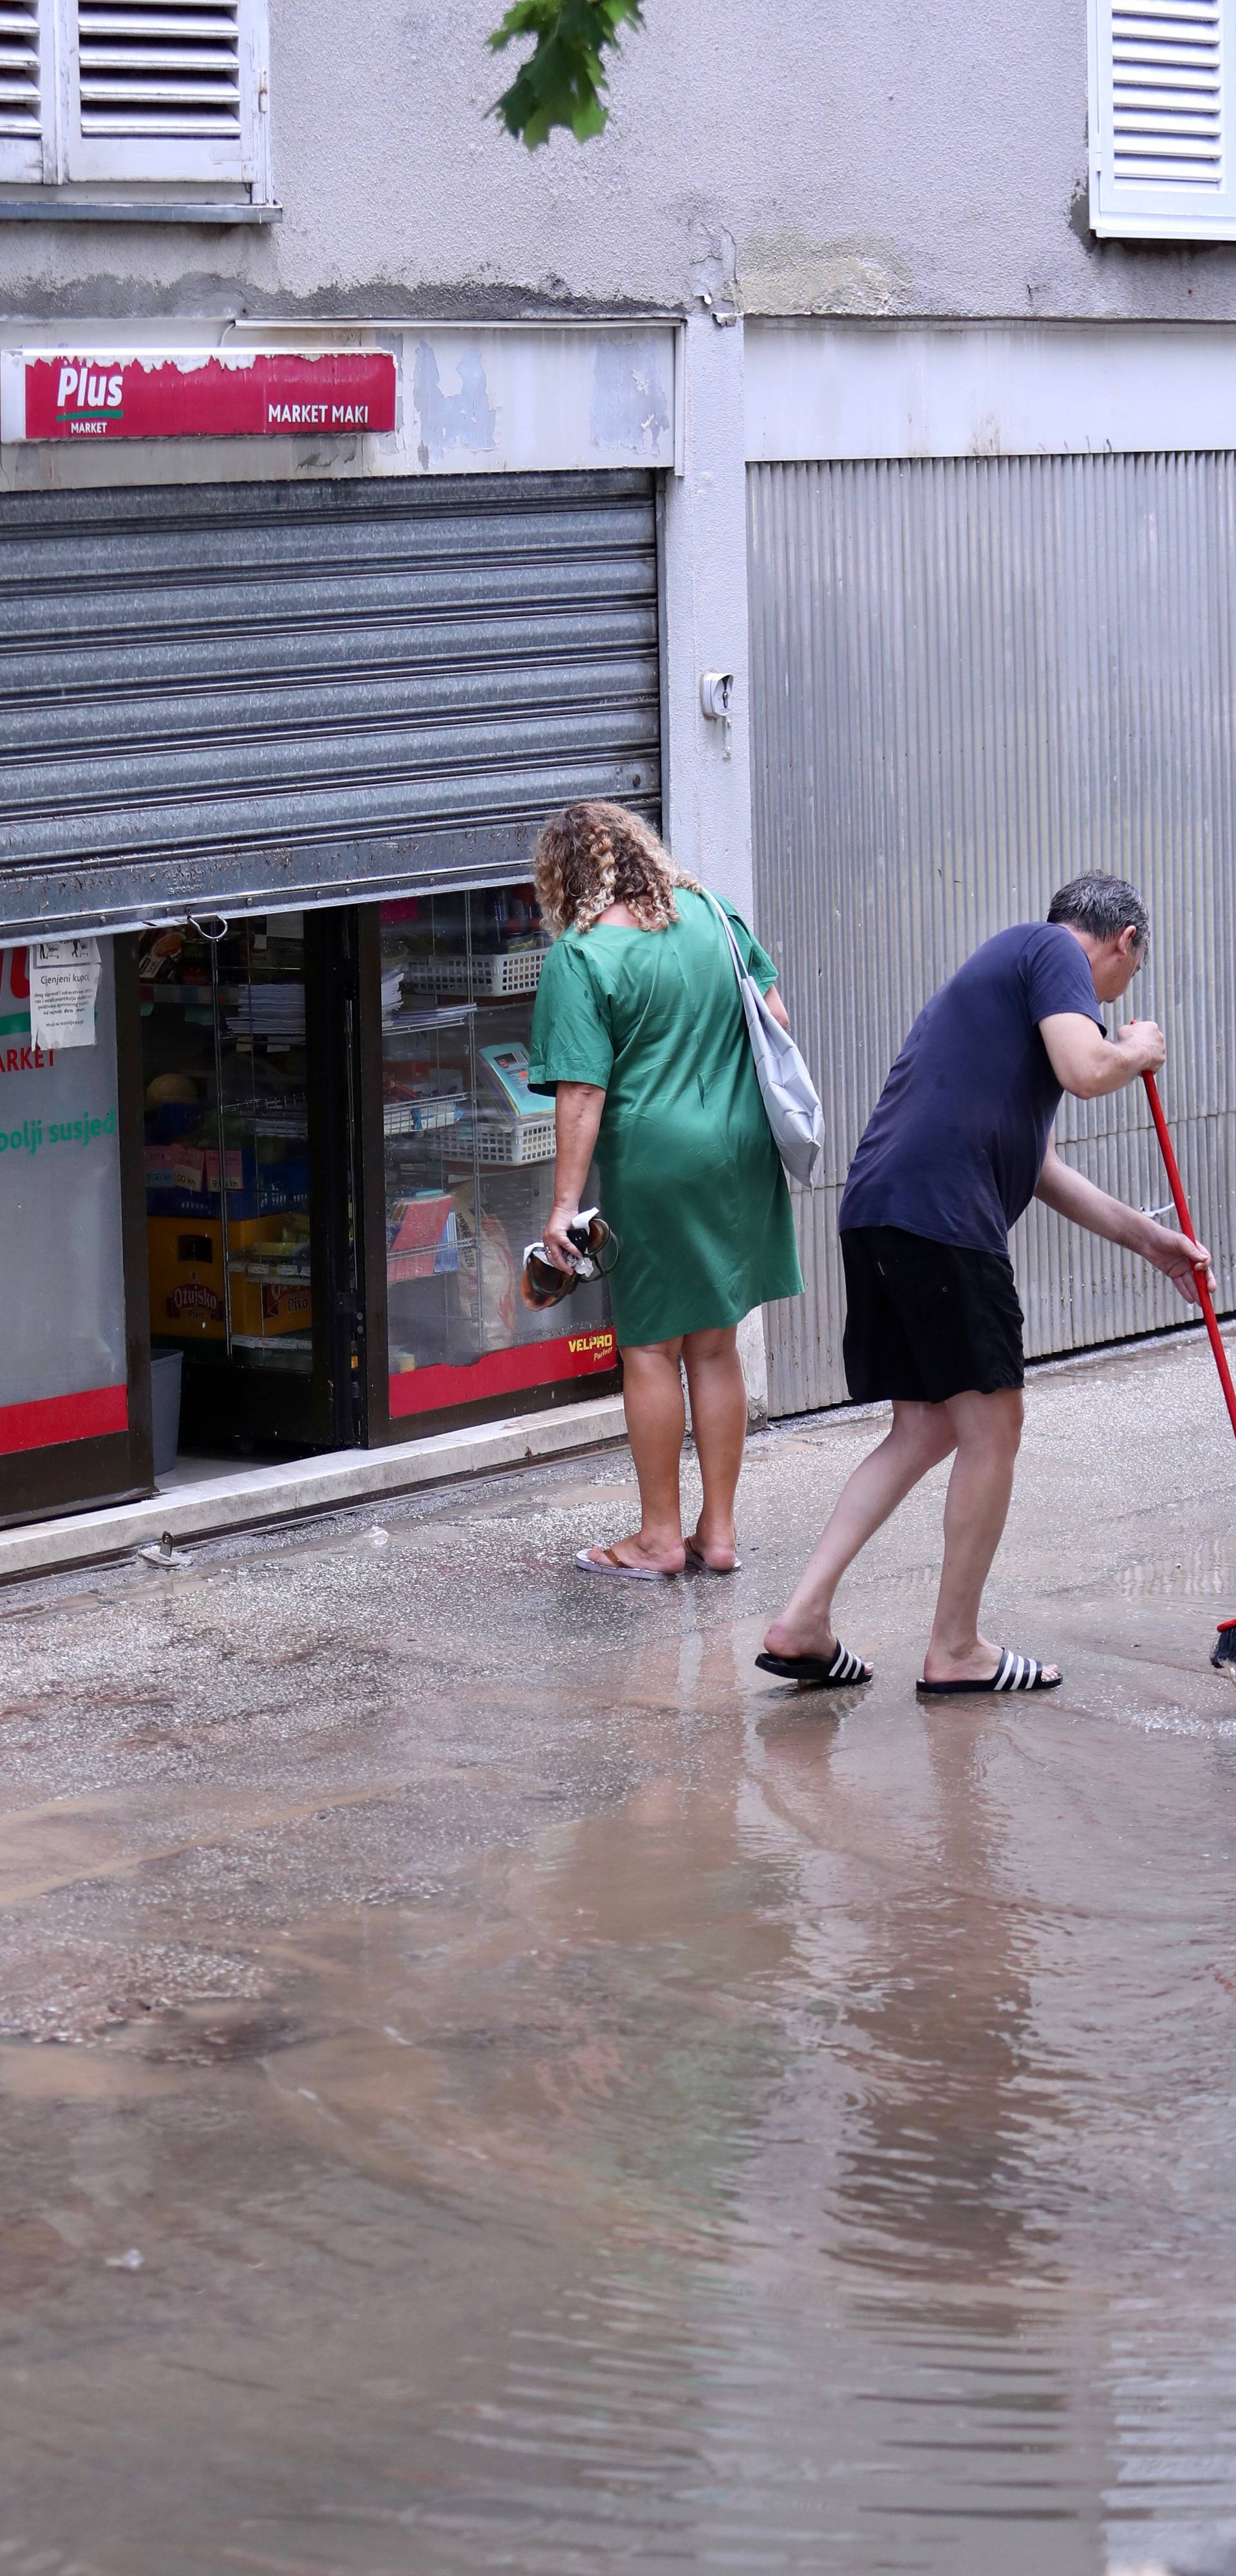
[763,1401,957,1661]
[921,1388,1058,1685]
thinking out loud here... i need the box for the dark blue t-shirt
[839,923,1105,1254]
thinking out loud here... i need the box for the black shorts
[841,1226,1025,1406]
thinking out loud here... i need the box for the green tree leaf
[488,0,644,148]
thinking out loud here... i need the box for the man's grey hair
[1047,873,1150,952]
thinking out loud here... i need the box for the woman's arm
[763,983,791,1032]
[544,1082,607,1271]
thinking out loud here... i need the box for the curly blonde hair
[533,801,700,937]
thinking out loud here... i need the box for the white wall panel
[749,451,1236,1416]
[745,319,1236,464]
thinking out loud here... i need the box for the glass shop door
[138,909,362,1467]
[357,882,621,1442]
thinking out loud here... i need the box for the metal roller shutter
[749,451,1236,1413]
[0,468,661,938]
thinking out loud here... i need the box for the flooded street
[2,1332,1236,2575]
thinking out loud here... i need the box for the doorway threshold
[0,1396,626,1585]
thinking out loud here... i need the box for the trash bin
[149,1348,183,1479]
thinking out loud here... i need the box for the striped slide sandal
[754,1640,873,1689]
[917,1647,1062,1696]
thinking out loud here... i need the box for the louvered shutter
[0,0,55,180]
[1089,0,1236,234]
[61,0,268,183]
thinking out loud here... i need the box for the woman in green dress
[527,801,804,1579]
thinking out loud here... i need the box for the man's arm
[1035,1139,1213,1305]
[1039,1010,1165,1100]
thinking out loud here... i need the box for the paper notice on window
[28,938,101,1049]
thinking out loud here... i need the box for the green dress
[527,886,804,1347]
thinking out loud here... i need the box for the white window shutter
[61,0,269,185]
[0,0,57,180]
[1090,0,1236,236]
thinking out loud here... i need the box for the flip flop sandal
[917,1647,1062,1696]
[754,1640,873,1688]
[574,1546,677,1582]
[684,1537,742,1575]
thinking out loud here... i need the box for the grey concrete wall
[4,0,1236,325]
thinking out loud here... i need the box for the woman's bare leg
[580,1338,688,1573]
[763,1400,957,1658]
[682,1324,747,1569]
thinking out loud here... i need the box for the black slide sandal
[917,1647,1062,1697]
[755,1641,873,1689]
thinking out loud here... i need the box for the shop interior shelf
[382,1096,465,1137]
[230,1334,313,1355]
[142,979,304,1003]
[398,946,547,1000]
[448,1115,556,1166]
[228,1260,312,1281]
[382,999,476,1038]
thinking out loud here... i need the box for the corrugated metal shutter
[748,452,1236,1416]
[0,469,661,938]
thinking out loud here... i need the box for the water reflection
[4,1553,1236,2570]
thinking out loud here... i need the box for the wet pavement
[3,1330,1236,2576]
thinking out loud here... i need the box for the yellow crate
[147,1215,312,1341]
[147,1214,225,1340]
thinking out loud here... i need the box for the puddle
[1113,1532,1236,1601]
[1,1683,1235,2575]
[3,1363,1236,2572]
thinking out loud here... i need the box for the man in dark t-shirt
[759,874,1213,1700]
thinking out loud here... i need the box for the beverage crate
[382,1095,465,1138]
[399,945,547,1000]
[449,1114,556,1166]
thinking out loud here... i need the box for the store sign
[0,348,398,442]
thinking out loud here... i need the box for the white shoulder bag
[704,892,825,1187]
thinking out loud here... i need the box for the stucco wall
[3,0,1236,325]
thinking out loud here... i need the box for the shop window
[0,939,128,1459]
[0,0,272,197]
[380,886,616,1422]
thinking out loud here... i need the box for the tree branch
[488,0,644,148]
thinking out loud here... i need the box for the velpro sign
[0,348,398,442]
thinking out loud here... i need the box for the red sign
[17,350,397,442]
[0,1383,128,1455]
[388,1325,618,1421]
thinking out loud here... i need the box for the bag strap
[702,888,751,990]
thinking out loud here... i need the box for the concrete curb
[0,1394,629,1584]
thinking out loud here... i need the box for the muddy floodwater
[2,1334,1236,2575]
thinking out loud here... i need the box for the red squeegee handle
[1142,1070,1236,1444]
